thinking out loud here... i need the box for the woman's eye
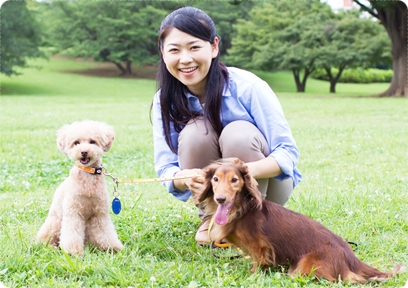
[191,46,200,50]
[90,140,96,144]
[74,141,80,145]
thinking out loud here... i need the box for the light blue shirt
[152,67,302,201]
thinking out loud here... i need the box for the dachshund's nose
[81,151,88,157]
[216,196,226,204]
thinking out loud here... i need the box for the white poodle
[36,120,123,256]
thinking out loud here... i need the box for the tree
[226,1,336,92]
[0,0,46,76]
[40,1,169,75]
[354,0,407,97]
[193,1,257,59]
[317,12,391,93]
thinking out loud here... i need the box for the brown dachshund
[194,158,402,283]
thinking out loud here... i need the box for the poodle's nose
[216,195,226,204]
[81,151,88,157]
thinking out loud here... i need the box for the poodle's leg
[36,215,62,246]
[60,216,86,256]
[86,214,123,252]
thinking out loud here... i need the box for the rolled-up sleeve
[247,79,301,186]
[152,92,192,201]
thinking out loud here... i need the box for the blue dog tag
[112,197,121,214]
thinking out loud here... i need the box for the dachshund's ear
[239,161,262,209]
[193,163,218,204]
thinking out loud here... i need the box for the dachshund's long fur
[195,158,401,283]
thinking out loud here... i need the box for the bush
[311,68,393,83]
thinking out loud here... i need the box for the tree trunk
[113,62,126,75]
[292,68,313,92]
[324,65,346,93]
[113,61,134,76]
[126,60,132,75]
[377,1,407,97]
[362,1,408,97]
[292,69,304,92]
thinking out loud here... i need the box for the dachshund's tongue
[214,204,229,225]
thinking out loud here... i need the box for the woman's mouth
[179,67,197,73]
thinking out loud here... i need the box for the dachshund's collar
[75,163,104,175]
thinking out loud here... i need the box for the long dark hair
[156,6,229,154]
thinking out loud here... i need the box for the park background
[1,0,407,287]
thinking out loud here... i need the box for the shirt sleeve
[152,92,192,201]
[247,79,301,183]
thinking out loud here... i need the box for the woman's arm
[246,156,283,179]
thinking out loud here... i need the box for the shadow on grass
[1,82,59,96]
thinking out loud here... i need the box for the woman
[152,6,302,245]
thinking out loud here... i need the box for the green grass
[0,58,407,287]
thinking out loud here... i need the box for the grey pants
[178,117,293,206]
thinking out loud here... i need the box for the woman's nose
[179,50,192,64]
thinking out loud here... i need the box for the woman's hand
[174,169,206,195]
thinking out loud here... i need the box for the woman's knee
[178,117,220,168]
[219,121,269,161]
[265,177,293,205]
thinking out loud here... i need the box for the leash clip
[103,168,122,214]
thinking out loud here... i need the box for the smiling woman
[160,28,219,98]
[151,6,302,246]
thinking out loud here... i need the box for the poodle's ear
[238,160,262,209]
[56,124,70,155]
[101,123,115,152]
[194,163,219,204]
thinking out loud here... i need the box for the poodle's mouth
[80,157,91,165]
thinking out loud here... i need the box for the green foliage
[1,58,407,287]
[38,1,169,69]
[227,1,391,93]
[312,68,393,83]
[36,1,256,74]
[0,0,46,76]
[193,1,257,58]
[226,0,334,70]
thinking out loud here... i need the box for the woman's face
[161,28,219,98]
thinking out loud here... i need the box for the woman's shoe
[195,219,210,245]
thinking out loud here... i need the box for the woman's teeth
[180,67,197,73]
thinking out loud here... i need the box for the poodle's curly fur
[36,120,123,256]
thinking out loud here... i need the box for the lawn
[0,58,407,287]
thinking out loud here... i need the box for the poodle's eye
[74,141,80,145]
[213,176,218,182]
[90,140,96,144]
[231,177,238,183]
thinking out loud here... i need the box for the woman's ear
[239,161,262,209]
[211,37,219,59]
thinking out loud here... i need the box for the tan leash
[102,167,202,215]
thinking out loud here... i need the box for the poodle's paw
[111,241,124,252]
[60,242,84,256]
[36,230,60,246]
[97,239,123,252]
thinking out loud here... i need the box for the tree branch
[353,0,379,19]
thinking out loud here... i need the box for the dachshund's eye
[90,140,96,144]
[231,177,238,183]
[74,141,80,145]
[213,176,218,182]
